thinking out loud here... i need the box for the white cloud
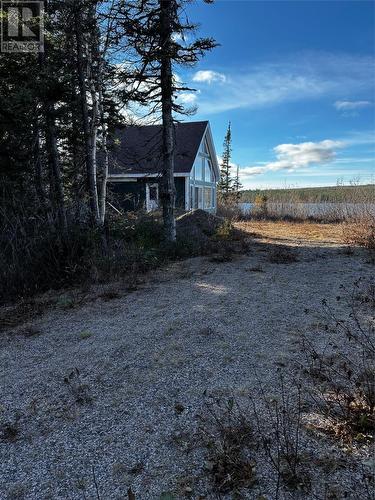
[241,139,345,178]
[216,156,239,171]
[334,100,372,111]
[190,53,374,114]
[192,70,226,84]
[178,92,198,105]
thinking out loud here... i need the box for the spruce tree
[118,0,217,241]
[233,165,243,203]
[218,122,234,204]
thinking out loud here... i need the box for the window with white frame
[194,186,204,208]
[204,158,211,182]
[195,158,203,181]
[206,158,216,183]
[204,187,212,209]
[211,160,216,182]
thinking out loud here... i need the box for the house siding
[109,180,146,212]
[108,176,186,212]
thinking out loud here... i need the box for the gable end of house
[107,121,218,213]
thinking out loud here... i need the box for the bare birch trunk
[70,105,83,220]
[159,0,176,242]
[98,83,108,225]
[91,32,107,226]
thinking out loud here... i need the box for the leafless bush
[0,206,101,302]
[198,397,257,495]
[301,278,375,443]
[342,215,375,258]
[64,368,92,405]
[250,375,310,495]
[1,206,249,304]
[216,202,242,221]
[199,380,309,497]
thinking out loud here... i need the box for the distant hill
[240,184,375,204]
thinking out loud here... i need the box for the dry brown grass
[342,215,375,251]
[236,220,350,245]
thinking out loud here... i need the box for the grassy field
[236,219,347,244]
[241,184,375,203]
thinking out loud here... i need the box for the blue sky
[177,0,375,189]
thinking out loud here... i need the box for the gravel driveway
[0,236,373,499]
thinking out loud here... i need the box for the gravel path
[0,237,373,499]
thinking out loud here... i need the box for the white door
[146,183,159,211]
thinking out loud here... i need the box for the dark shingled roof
[108,121,209,175]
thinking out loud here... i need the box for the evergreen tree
[233,165,243,203]
[218,122,234,204]
[119,0,216,241]
[0,0,216,243]
[0,0,124,230]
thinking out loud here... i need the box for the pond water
[239,202,375,219]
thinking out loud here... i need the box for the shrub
[0,210,167,303]
[0,208,249,304]
[301,279,375,444]
[64,368,92,405]
[199,398,257,494]
[216,203,242,221]
[215,219,233,240]
[0,219,100,302]
[342,215,375,257]
[254,194,268,216]
[200,381,308,497]
[250,376,309,493]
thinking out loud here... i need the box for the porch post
[185,176,190,210]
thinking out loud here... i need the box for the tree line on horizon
[240,183,375,204]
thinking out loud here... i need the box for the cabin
[108,121,219,213]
